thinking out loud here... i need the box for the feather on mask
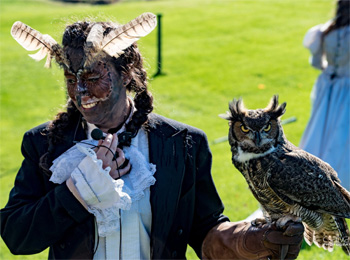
[83,12,157,67]
[11,21,60,68]
[10,12,157,71]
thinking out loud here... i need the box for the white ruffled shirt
[49,104,156,259]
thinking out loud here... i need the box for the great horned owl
[220,95,350,255]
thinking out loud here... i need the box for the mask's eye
[87,76,100,83]
[67,78,76,84]
[264,123,271,132]
[64,72,77,85]
[240,125,250,133]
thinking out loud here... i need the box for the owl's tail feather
[305,216,350,255]
[303,224,314,246]
[303,219,338,253]
[334,217,350,255]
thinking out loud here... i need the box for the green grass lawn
[0,0,348,259]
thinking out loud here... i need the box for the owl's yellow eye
[240,125,250,133]
[264,123,271,132]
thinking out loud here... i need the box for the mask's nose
[76,79,88,95]
[75,80,88,107]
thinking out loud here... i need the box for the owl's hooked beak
[254,132,261,146]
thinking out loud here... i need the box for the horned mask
[10,13,157,73]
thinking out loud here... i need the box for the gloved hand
[202,219,304,260]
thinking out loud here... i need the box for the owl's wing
[264,145,350,218]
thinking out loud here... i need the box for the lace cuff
[49,139,98,184]
[71,145,131,236]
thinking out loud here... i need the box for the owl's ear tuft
[265,95,286,118]
[265,95,279,111]
[276,102,287,117]
[228,98,247,118]
[219,112,232,121]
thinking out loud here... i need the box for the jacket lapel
[148,114,188,259]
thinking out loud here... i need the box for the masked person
[1,13,304,259]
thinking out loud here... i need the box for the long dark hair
[323,0,350,36]
[39,21,153,174]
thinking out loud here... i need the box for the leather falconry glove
[202,219,304,260]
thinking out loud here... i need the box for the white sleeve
[71,145,131,236]
[303,24,328,70]
[303,24,323,54]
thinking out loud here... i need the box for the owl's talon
[251,217,267,227]
[276,215,302,230]
[280,244,289,260]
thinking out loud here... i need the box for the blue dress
[300,23,350,190]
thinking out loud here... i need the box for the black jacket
[1,113,228,259]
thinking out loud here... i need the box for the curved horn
[85,23,104,51]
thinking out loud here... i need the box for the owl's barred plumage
[221,95,350,255]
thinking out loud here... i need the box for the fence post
[154,13,165,77]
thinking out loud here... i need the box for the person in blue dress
[300,0,350,190]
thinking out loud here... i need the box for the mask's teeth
[82,102,97,109]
